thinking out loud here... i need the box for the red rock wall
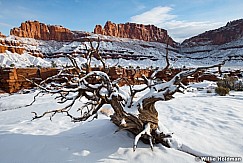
[0,68,59,93]
[0,66,220,93]
[10,21,74,41]
[94,21,176,47]
[0,32,6,38]
[182,19,243,47]
[0,39,24,54]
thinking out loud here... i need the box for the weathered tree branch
[26,38,225,154]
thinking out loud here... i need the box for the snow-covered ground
[0,34,243,162]
[0,82,242,163]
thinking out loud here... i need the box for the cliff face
[0,38,24,54]
[94,21,176,46]
[1,30,24,54]
[0,68,59,93]
[0,32,6,38]
[10,21,74,41]
[181,19,243,47]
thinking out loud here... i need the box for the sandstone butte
[10,20,74,41]
[10,20,177,46]
[94,21,176,47]
[181,19,243,47]
[5,19,243,49]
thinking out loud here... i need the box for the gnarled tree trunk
[26,38,225,155]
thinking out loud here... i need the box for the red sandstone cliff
[0,31,42,56]
[0,37,24,54]
[10,21,74,41]
[0,32,6,38]
[181,19,243,47]
[94,21,176,47]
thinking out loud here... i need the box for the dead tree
[164,37,170,70]
[28,38,224,152]
[83,38,106,73]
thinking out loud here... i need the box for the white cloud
[0,7,38,21]
[131,0,146,12]
[131,6,176,25]
[0,22,13,27]
[130,6,225,42]
[163,20,224,42]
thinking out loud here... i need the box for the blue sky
[0,0,242,42]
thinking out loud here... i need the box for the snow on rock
[1,33,243,69]
[0,51,51,67]
[35,33,242,70]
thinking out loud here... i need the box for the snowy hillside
[0,82,242,163]
[1,34,243,70]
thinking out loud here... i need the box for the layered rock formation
[182,19,243,47]
[0,68,59,93]
[94,21,176,47]
[0,66,207,93]
[0,38,24,54]
[10,20,74,41]
[0,32,6,38]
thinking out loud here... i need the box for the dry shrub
[217,76,237,90]
[215,86,230,96]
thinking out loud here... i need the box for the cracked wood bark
[110,95,170,147]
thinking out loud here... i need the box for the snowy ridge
[0,34,243,70]
[180,37,243,53]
